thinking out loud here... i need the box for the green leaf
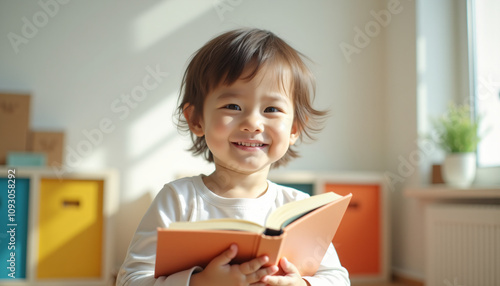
[430,103,481,153]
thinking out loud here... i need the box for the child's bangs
[261,58,296,98]
[209,29,302,95]
[216,54,299,102]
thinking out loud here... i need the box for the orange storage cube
[324,183,381,276]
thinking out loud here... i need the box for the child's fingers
[210,244,238,266]
[261,274,289,285]
[261,258,302,285]
[280,257,299,274]
[239,255,269,274]
[246,264,279,283]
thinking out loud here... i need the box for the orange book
[154,192,352,278]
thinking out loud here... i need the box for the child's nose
[240,112,263,133]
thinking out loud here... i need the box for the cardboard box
[0,93,31,165]
[28,131,65,167]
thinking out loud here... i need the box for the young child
[117,28,350,286]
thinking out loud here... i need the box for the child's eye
[224,104,241,111]
[264,107,280,113]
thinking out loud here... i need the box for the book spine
[256,233,285,267]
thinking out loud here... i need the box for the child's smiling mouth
[233,141,267,148]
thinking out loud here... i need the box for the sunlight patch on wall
[124,138,173,200]
[417,36,428,134]
[123,128,197,202]
[133,0,214,51]
[77,146,107,170]
[127,92,178,160]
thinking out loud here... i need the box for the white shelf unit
[0,167,118,286]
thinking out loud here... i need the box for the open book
[154,191,352,278]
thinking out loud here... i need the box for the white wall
[383,0,420,279]
[388,0,474,280]
[1,0,468,279]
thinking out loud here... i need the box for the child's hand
[261,258,310,286]
[190,244,279,286]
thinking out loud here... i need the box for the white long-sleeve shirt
[117,175,350,286]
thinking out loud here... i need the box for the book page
[265,192,342,231]
[168,218,265,233]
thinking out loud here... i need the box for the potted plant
[431,103,481,188]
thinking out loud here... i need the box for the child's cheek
[213,116,234,132]
[278,121,289,131]
[276,119,293,133]
[222,116,235,126]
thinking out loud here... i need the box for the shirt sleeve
[302,243,350,286]
[116,185,199,286]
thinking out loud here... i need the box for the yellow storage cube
[37,178,104,279]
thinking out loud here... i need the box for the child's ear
[289,121,300,145]
[183,104,204,137]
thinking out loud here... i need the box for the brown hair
[175,28,327,168]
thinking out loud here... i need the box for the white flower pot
[442,152,477,188]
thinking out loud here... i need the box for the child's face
[190,66,299,174]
